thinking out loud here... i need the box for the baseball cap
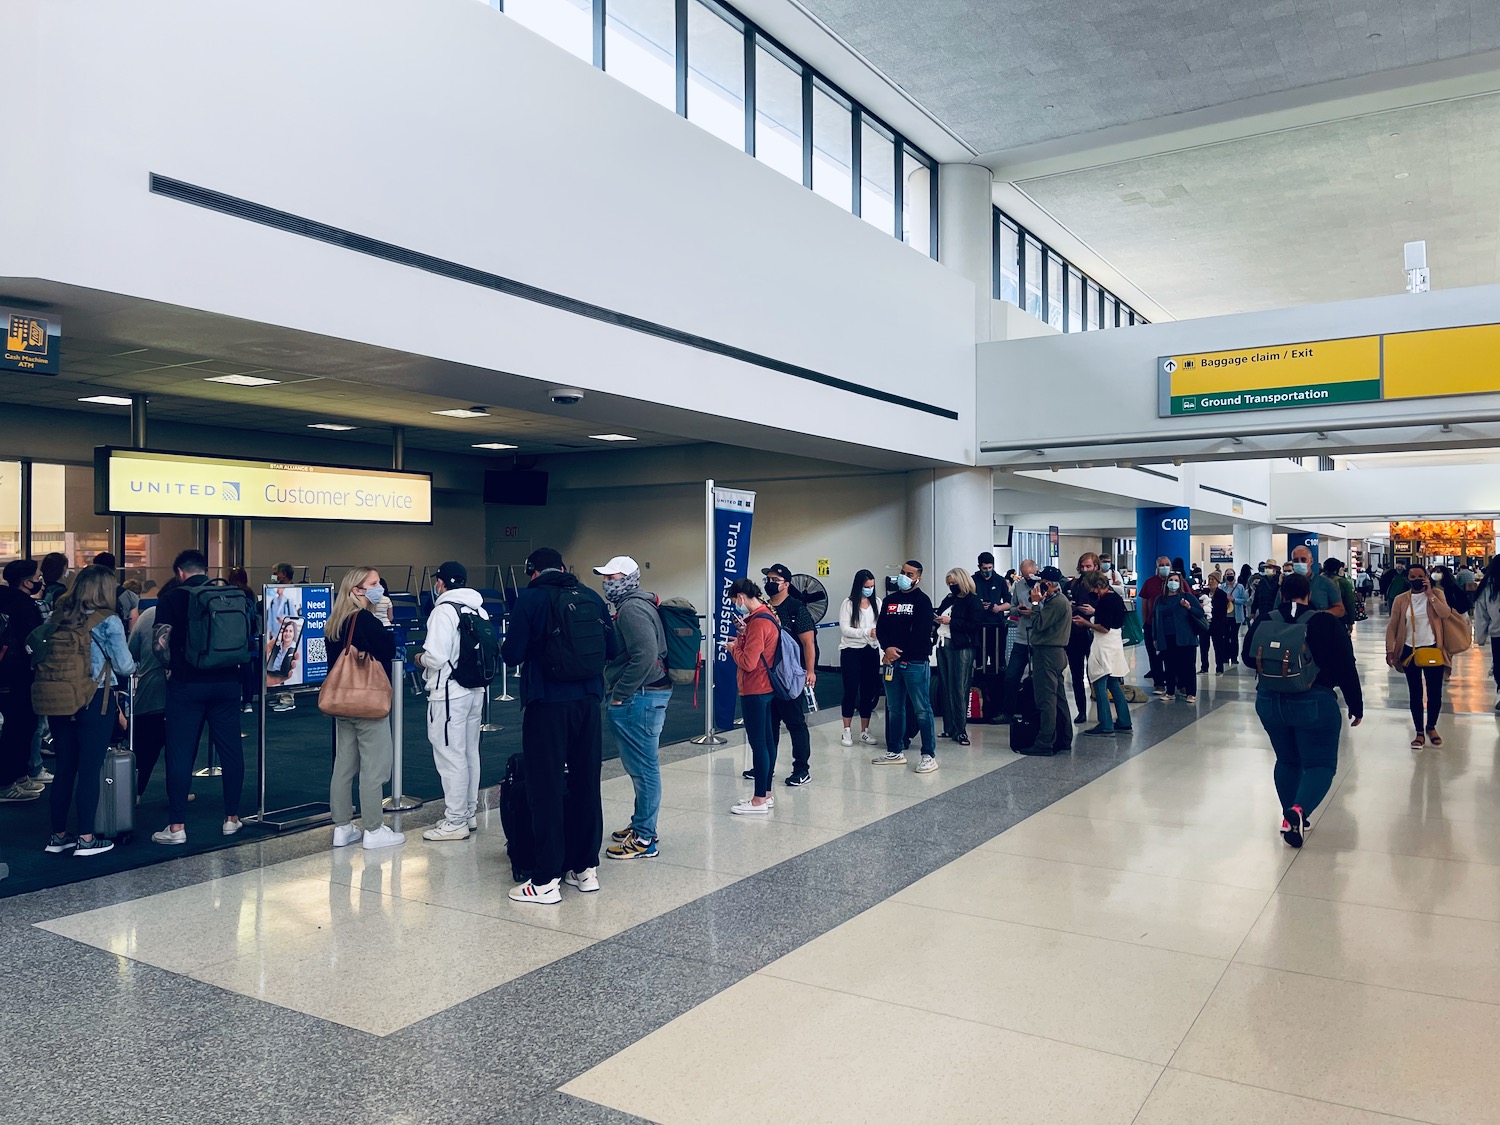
[434,561,468,586]
[760,563,793,582]
[592,555,640,576]
[1037,566,1065,583]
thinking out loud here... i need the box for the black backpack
[540,583,607,682]
[450,604,500,688]
[183,580,255,670]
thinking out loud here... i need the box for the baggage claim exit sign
[1157,323,1500,417]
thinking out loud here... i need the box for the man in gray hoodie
[594,555,672,860]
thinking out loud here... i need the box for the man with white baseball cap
[593,555,672,861]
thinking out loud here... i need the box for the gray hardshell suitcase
[96,675,136,842]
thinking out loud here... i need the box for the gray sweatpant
[331,715,393,831]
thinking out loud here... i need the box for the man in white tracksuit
[417,561,490,842]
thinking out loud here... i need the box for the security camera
[550,387,585,405]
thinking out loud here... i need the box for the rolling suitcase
[1009,675,1071,756]
[969,688,983,721]
[96,675,137,842]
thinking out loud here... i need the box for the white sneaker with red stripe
[509,878,561,905]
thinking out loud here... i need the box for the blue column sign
[1136,507,1191,572]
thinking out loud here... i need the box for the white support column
[936,162,994,343]
[1234,522,1275,568]
[907,467,994,577]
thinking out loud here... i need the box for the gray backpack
[1252,613,1320,693]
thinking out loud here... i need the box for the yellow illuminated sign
[96,448,432,524]
[1383,324,1500,401]
[2,309,59,374]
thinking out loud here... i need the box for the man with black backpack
[417,561,496,843]
[500,548,616,904]
[151,549,256,845]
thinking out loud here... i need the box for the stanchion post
[691,478,727,746]
[384,654,422,814]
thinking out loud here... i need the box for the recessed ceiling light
[473,442,518,450]
[1116,182,1126,188]
[1393,171,1410,179]
[308,423,357,431]
[1367,31,1382,40]
[1405,200,1415,205]
[589,433,637,442]
[431,407,490,419]
[1043,104,1056,110]
[78,395,133,406]
[205,374,282,387]
[1389,131,1400,137]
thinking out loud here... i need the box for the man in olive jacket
[1029,566,1074,753]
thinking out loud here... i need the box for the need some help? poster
[262,584,332,688]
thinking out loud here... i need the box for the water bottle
[804,683,819,713]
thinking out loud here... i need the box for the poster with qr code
[262,584,332,687]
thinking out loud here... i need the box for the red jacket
[730,608,780,695]
[1140,574,1167,621]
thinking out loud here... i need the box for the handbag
[318,615,392,720]
[1403,598,1447,669]
[1442,612,1473,656]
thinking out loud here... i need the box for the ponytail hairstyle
[848,569,876,627]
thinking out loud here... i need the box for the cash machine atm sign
[1159,336,1381,417]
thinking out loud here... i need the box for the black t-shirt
[973,570,1009,619]
[1093,590,1125,631]
[770,595,816,669]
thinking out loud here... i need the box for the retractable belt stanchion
[481,617,506,731]
[384,653,422,814]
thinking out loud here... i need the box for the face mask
[362,584,384,605]
[1263,568,1276,577]
[764,579,782,595]
[1157,566,1170,578]
[1101,563,1112,572]
[732,601,750,617]
[1292,562,1309,576]
[1410,580,1426,591]
[895,574,914,592]
[602,576,638,604]
[947,583,959,593]
[979,566,993,576]
[1167,580,1181,592]
[1024,574,1037,585]
[861,585,875,598]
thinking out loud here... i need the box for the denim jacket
[88,613,138,683]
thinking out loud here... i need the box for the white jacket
[837,598,879,651]
[1474,589,1500,641]
[422,587,488,694]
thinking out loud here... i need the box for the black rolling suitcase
[499,752,534,883]
[96,675,137,842]
[973,627,1007,723]
[1009,675,1071,756]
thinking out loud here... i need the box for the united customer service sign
[95,448,433,524]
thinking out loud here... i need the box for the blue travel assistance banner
[262,583,333,688]
[711,487,756,731]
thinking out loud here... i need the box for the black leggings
[840,647,881,720]
[1401,647,1444,731]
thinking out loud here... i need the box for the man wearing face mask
[759,564,817,787]
[593,555,672,861]
[1290,545,1345,620]
[1027,566,1074,754]
[0,559,48,802]
[972,552,1010,723]
[1249,558,1282,622]
[1138,556,1172,688]
[996,559,1039,720]
[874,561,938,772]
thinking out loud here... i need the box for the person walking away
[1065,553,1101,724]
[1243,573,1363,848]
[723,579,779,815]
[1027,567,1073,753]
[874,561,938,772]
[935,568,983,746]
[324,567,403,850]
[1138,556,1172,688]
[595,555,672,860]
[836,570,881,747]
[34,565,137,854]
[150,550,252,845]
[418,562,491,842]
[1080,571,1132,735]
[500,549,615,903]
[1472,556,1500,711]
[760,563,816,787]
[1153,570,1206,702]
[998,559,1040,719]
[1385,566,1456,749]
[972,552,1010,722]
[0,560,47,803]
[1210,574,1235,674]
[127,580,175,798]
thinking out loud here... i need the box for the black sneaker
[741,768,755,781]
[1074,713,1088,725]
[784,770,811,787]
[44,833,77,854]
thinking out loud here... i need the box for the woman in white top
[1385,565,1456,749]
[837,568,881,747]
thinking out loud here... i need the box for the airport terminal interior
[3,1,1500,1122]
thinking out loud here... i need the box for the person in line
[595,555,672,861]
[151,550,246,846]
[0,559,47,803]
[93,552,141,635]
[127,578,175,799]
[935,568,983,746]
[1209,573,1235,675]
[324,567,403,851]
[501,548,616,903]
[1153,569,1206,703]
[1474,556,1500,712]
[724,579,780,816]
[837,569,881,747]
[1065,553,1101,725]
[1243,573,1363,848]
[1100,558,1126,598]
[873,561,938,772]
[1222,566,1246,665]
[1137,556,1172,687]
[38,552,69,612]
[998,558,1040,718]
[1027,566,1073,754]
[227,567,261,714]
[1290,546,1345,621]
[761,563,816,788]
[972,552,1010,723]
[1196,576,1214,674]
[418,562,490,842]
[1080,570,1132,735]
[1248,558,1282,623]
[42,565,137,855]
[1385,565,1457,750]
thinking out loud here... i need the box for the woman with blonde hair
[39,564,137,856]
[935,567,984,746]
[323,566,403,849]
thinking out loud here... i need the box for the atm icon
[6,315,48,357]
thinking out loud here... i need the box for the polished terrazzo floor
[6,610,1498,1125]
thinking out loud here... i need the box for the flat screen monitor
[483,469,548,506]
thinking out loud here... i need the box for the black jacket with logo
[876,588,935,664]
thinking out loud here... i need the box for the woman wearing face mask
[838,570,882,747]
[935,568,984,746]
[724,579,781,814]
[1385,565,1456,749]
[323,567,403,849]
[1209,574,1235,674]
[1153,571,1206,703]
[1065,553,1101,725]
[1231,565,1252,658]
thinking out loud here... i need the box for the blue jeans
[883,662,935,756]
[607,688,671,839]
[1256,687,1341,816]
[1091,676,1132,731]
[740,692,774,798]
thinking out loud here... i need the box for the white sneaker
[509,878,561,905]
[840,728,853,746]
[332,824,363,848]
[221,818,244,836]
[564,867,600,893]
[915,756,939,774]
[872,751,907,766]
[859,730,877,744]
[730,798,772,815]
[467,816,479,831]
[362,825,405,849]
[152,826,186,846]
[422,820,471,841]
[30,768,55,783]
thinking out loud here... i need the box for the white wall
[4,0,977,464]
[1271,464,1500,522]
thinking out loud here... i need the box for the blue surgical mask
[732,601,749,617]
[362,584,384,605]
[1292,562,1309,576]
[895,574,914,592]
[1157,566,1170,577]
[861,586,875,598]
[1167,580,1181,592]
